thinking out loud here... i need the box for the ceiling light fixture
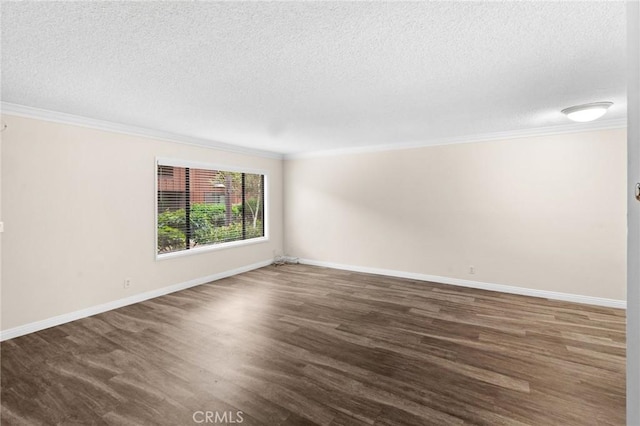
[561,102,613,123]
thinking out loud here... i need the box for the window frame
[155,157,269,261]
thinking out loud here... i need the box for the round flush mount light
[561,102,613,123]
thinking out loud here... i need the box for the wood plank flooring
[1,264,626,425]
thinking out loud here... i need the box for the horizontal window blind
[157,162,265,255]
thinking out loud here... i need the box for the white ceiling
[1,1,626,155]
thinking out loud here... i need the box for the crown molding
[284,118,628,160]
[0,102,284,160]
[2,102,626,161]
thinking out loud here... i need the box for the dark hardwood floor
[1,265,626,425]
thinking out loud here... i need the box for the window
[158,165,174,177]
[156,160,266,256]
[158,191,186,213]
[204,192,225,205]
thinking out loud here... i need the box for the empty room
[1,1,639,425]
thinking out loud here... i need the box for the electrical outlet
[469,266,475,274]
[123,278,131,289]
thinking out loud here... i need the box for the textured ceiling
[1,1,626,155]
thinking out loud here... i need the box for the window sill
[156,236,269,261]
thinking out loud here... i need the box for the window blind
[157,162,265,255]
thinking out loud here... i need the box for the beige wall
[1,115,284,331]
[0,116,627,332]
[0,120,4,332]
[284,129,627,301]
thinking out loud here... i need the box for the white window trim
[155,157,270,261]
[156,157,268,176]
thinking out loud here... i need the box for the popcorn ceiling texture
[0,1,626,154]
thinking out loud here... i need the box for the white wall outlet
[123,278,131,289]
[469,266,475,274]
[0,222,4,233]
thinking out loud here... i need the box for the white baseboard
[1,258,624,342]
[298,258,627,309]
[0,260,273,342]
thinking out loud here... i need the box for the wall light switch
[0,222,4,233]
